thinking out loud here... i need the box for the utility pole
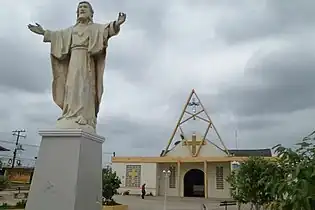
[235,130,238,149]
[11,130,26,168]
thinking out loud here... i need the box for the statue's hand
[27,23,45,35]
[117,12,126,26]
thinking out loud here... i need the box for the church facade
[111,138,271,198]
[111,90,272,198]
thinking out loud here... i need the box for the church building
[111,89,272,198]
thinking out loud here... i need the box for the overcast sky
[1,0,315,165]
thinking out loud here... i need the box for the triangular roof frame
[161,89,230,157]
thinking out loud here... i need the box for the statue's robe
[43,21,119,130]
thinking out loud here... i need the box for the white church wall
[198,143,227,157]
[165,143,191,157]
[165,142,227,157]
[157,162,205,197]
[111,162,157,196]
[179,163,204,197]
[157,162,231,198]
[157,163,180,196]
[207,162,231,198]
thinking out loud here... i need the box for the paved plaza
[0,191,251,210]
[115,195,250,210]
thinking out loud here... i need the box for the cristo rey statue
[28,1,126,133]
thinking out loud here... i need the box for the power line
[0,132,113,167]
[0,139,113,153]
[235,130,238,149]
[0,154,36,161]
[11,130,26,168]
[0,140,39,148]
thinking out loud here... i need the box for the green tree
[227,132,315,210]
[268,133,315,210]
[227,156,276,210]
[0,175,9,191]
[0,160,9,191]
[102,166,121,206]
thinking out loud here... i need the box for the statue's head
[76,1,94,23]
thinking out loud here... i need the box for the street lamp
[231,161,240,171]
[162,169,171,210]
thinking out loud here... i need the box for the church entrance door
[183,169,205,197]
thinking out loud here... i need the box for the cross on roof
[161,89,230,157]
[184,133,205,156]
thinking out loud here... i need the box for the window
[169,165,176,188]
[125,165,141,187]
[216,166,224,189]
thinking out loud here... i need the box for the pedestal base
[25,129,105,210]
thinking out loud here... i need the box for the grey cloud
[98,115,172,155]
[33,1,77,29]
[0,40,51,93]
[22,108,59,128]
[98,0,168,82]
[2,0,315,160]
[3,0,169,94]
[33,0,168,83]
[95,0,168,39]
[22,103,174,156]
[34,0,168,40]
[232,117,281,131]
[0,107,9,119]
[215,0,315,44]
[232,108,315,149]
[217,42,315,117]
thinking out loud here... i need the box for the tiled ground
[0,190,251,210]
[115,195,250,210]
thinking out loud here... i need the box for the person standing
[141,183,146,199]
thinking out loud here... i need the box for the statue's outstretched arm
[28,23,45,35]
[28,23,52,43]
[107,12,126,38]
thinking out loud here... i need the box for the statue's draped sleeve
[43,28,72,110]
[88,21,120,116]
[43,21,120,116]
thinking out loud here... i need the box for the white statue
[28,1,126,133]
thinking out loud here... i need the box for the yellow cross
[128,169,138,183]
[191,133,198,155]
[183,134,205,156]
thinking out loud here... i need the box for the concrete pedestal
[25,129,105,210]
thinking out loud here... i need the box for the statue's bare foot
[75,116,88,125]
[56,117,95,133]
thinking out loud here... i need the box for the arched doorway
[183,169,205,197]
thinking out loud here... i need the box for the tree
[102,166,121,206]
[0,175,9,191]
[0,160,9,191]
[227,132,315,210]
[227,156,276,210]
[267,133,315,210]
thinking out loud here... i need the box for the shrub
[122,190,130,195]
[0,203,9,209]
[15,200,27,208]
[102,166,121,206]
